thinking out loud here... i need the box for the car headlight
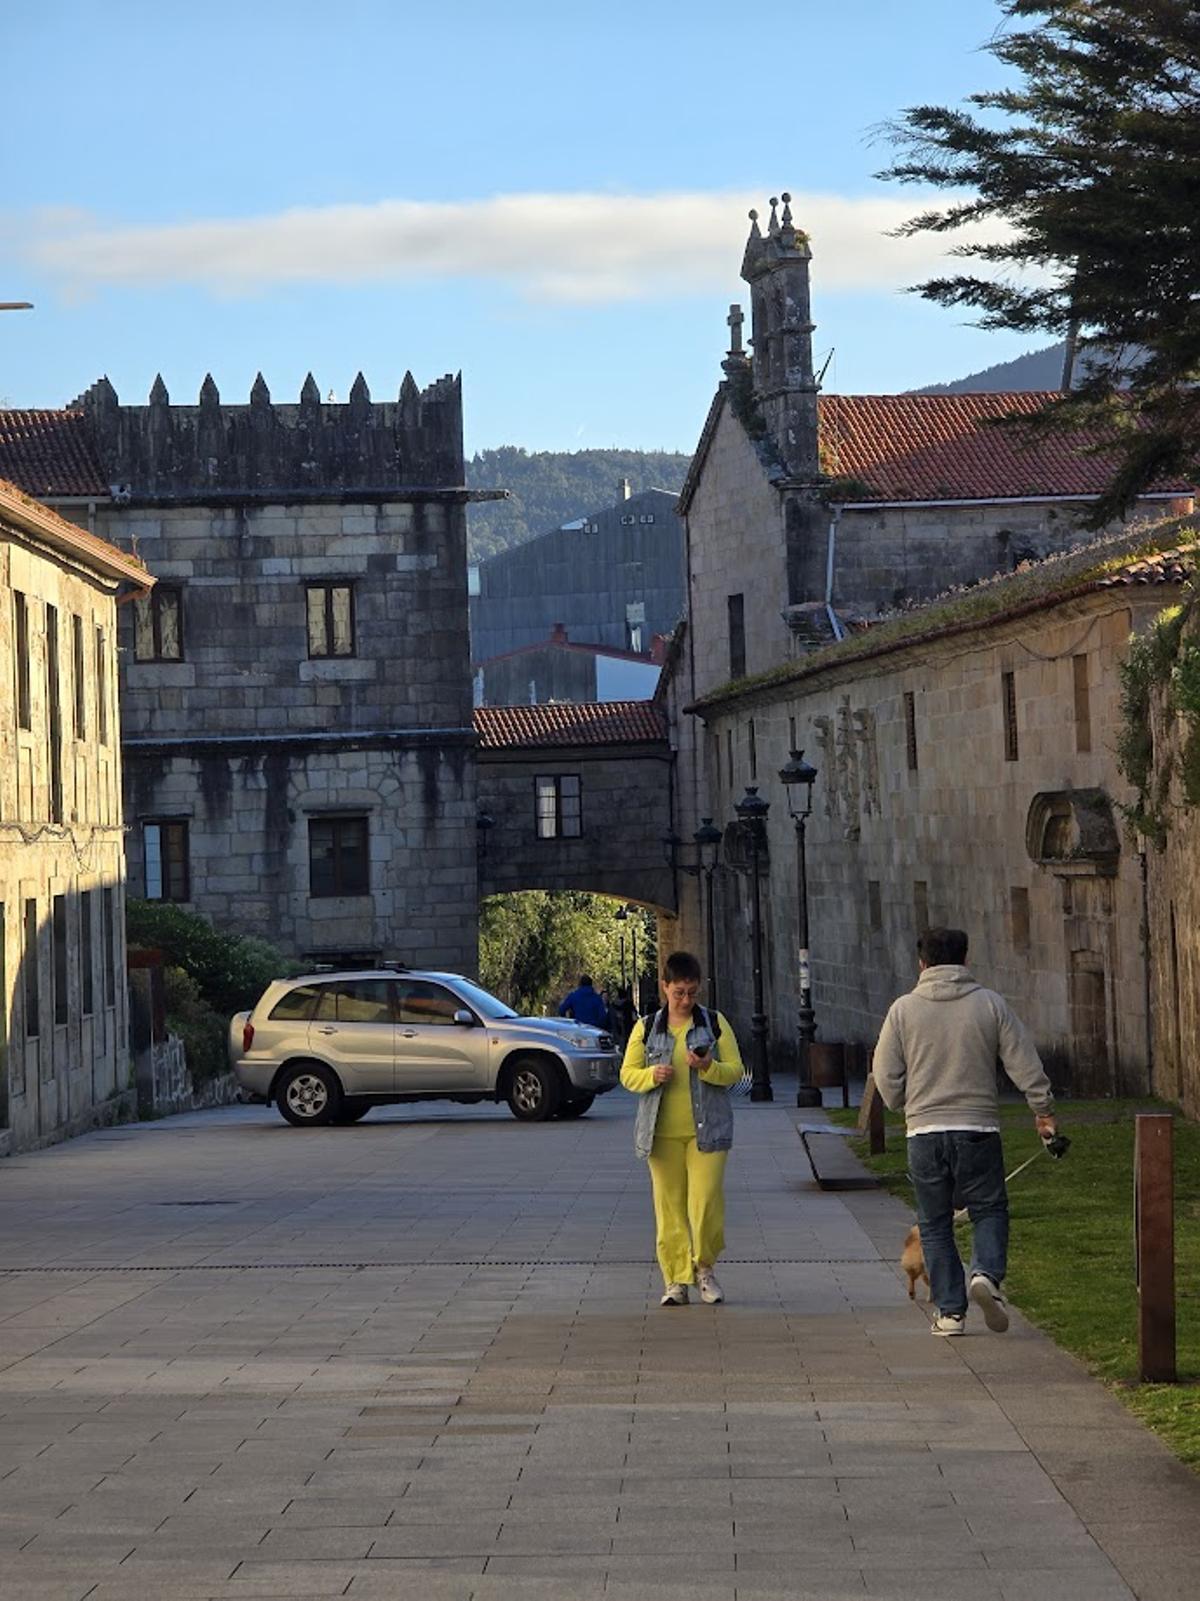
[563,1033,595,1050]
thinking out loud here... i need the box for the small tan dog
[901,1225,931,1301]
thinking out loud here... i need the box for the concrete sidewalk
[0,1091,1197,1600]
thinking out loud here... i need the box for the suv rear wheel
[506,1057,561,1122]
[276,1062,343,1127]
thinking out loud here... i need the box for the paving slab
[0,1092,1196,1599]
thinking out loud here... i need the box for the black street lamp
[779,749,821,1108]
[694,818,723,1009]
[734,785,772,1102]
[614,904,628,993]
[662,821,724,1008]
[475,810,495,860]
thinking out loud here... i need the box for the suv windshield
[451,978,520,1021]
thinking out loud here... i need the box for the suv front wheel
[505,1057,561,1122]
[276,1061,343,1127]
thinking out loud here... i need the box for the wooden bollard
[1135,1113,1176,1384]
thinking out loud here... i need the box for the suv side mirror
[453,1009,477,1027]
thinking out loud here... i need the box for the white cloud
[26,190,1009,304]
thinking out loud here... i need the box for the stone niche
[1025,788,1121,876]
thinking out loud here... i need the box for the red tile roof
[474,700,667,750]
[819,392,1194,504]
[0,410,108,498]
[1096,545,1195,587]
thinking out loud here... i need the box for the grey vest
[632,1006,734,1159]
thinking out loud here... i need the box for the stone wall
[124,737,477,971]
[1,513,130,1153]
[478,744,674,912]
[694,590,1163,1095]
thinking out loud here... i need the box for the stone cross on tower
[722,303,750,379]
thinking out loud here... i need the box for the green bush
[162,965,227,1084]
[126,900,299,1017]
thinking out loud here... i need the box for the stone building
[666,194,1194,1082]
[475,623,666,707]
[0,478,150,1153]
[51,371,489,973]
[470,483,682,661]
[682,528,1196,1092]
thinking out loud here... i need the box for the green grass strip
[829,1099,1200,1469]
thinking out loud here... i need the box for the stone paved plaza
[1,1091,1198,1601]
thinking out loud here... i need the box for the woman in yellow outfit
[620,950,744,1306]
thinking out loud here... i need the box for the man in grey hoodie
[872,927,1057,1337]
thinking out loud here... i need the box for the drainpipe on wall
[824,504,846,641]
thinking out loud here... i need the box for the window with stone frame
[728,594,746,680]
[133,586,183,662]
[306,582,356,658]
[80,889,95,1016]
[52,895,68,1027]
[23,898,38,1041]
[1002,670,1019,761]
[308,815,370,897]
[95,626,109,744]
[13,590,33,730]
[102,887,116,1007]
[71,613,86,740]
[535,775,582,839]
[144,820,190,902]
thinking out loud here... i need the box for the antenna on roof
[816,347,835,387]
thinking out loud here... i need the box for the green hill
[465,446,691,560]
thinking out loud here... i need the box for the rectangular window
[1073,654,1092,753]
[868,880,883,933]
[1011,886,1031,953]
[14,591,31,729]
[133,586,183,661]
[23,899,39,1038]
[306,583,355,658]
[1002,670,1019,761]
[535,775,583,839]
[71,613,86,739]
[748,718,757,780]
[96,627,109,745]
[914,880,929,934]
[309,815,369,897]
[80,890,94,1015]
[45,604,63,823]
[52,895,68,1027]
[143,820,190,902]
[727,594,746,680]
[904,690,918,771]
[102,887,116,1007]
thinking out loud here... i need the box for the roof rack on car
[379,960,410,971]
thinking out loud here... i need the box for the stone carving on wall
[836,697,861,841]
[852,707,880,816]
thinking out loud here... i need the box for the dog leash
[950,1134,1071,1223]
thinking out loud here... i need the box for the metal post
[1135,1113,1176,1383]
[703,865,717,1011]
[794,809,821,1107]
[746,820,772,1102]
[618,934,626,994]
[631,921,639,1013]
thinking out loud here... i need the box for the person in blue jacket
[559,974,609,1029]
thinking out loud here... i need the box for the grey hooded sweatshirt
[872,965,1054,1134]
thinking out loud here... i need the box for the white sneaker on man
[697,1267,724,1304]
[969,1273,1010,1332]
[931,1311,966,1336]
[660,1283,689,1306]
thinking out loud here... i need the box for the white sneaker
[969,1273,1010,1332]
[660,1283,689,1306]
[696,1267,724,1304]
[932,1311,966,1337]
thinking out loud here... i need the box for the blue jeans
[908,1131,1009,1317]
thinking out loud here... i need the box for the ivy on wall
[1117,584,1200,845]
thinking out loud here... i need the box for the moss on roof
[690,512,1200,713]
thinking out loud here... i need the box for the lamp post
[695,818,723,1009]
[734,785,772,1102]
[662,821,723,1007]
[475,810,495,861]
[614,904,628,993]
[779,749,821,1107]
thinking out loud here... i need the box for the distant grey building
[475,623,666,707]
[469,482,683,664]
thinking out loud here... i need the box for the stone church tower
[741,193,821,482]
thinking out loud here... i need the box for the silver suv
[230,968,620,1127]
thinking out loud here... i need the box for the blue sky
[1,0,1029,454]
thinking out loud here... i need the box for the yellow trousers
[646,1136,728,1286]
